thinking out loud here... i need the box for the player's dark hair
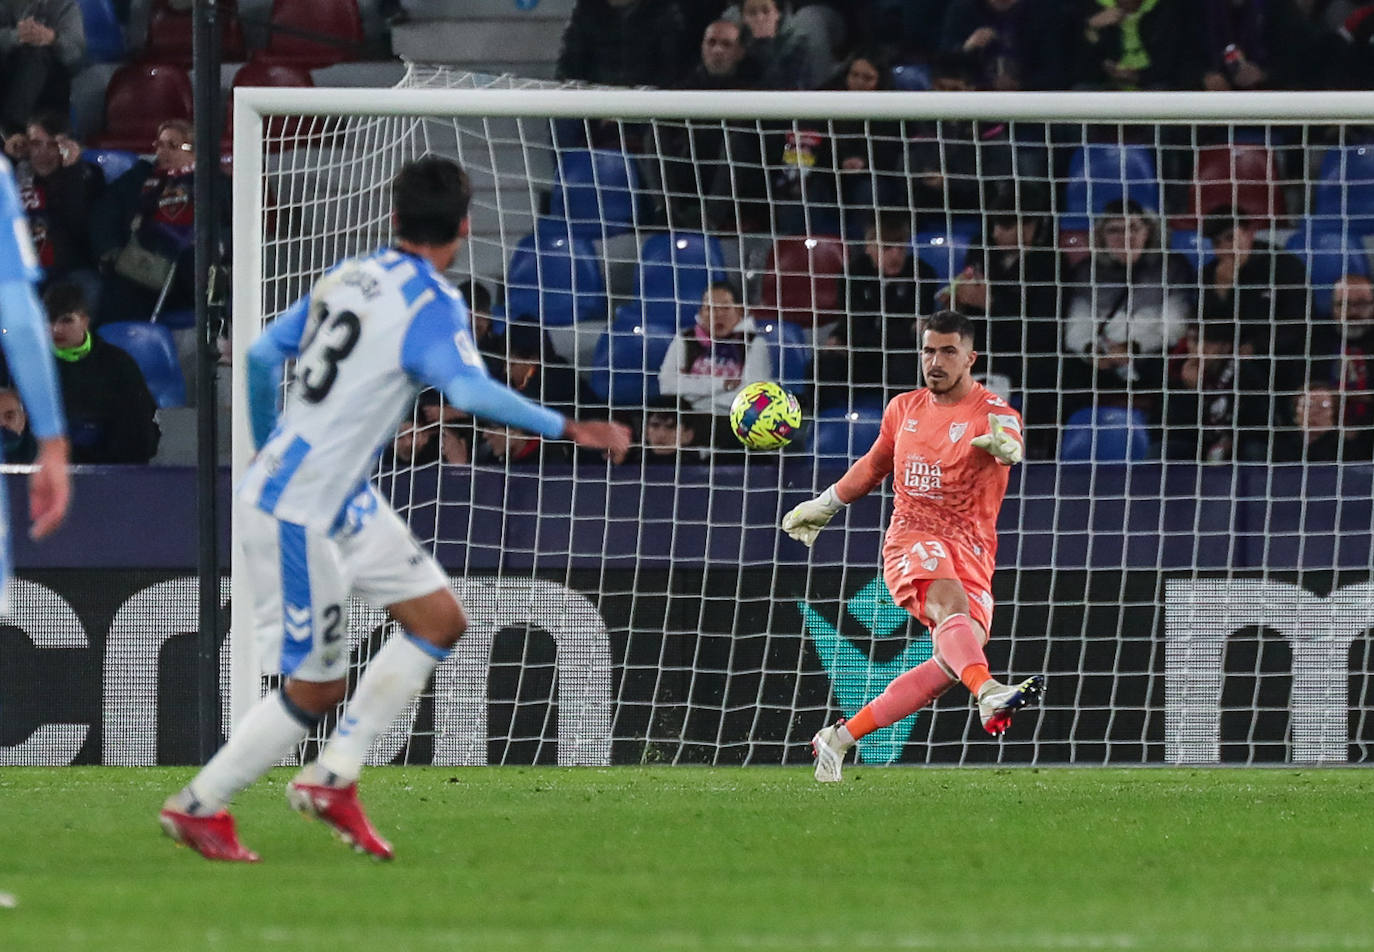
[43,280,88,319]
[866,209,911,243]
[393,156,472,246]
[26,110,68,137]
[923,309,975,343]
[706,279,739,302]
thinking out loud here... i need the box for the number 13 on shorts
[896,539,948,576]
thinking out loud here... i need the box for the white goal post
[230,75,1374,766]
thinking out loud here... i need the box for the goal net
[230,67,1374,767]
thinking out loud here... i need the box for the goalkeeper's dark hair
[393,157,472,245]
[923,309,976,344]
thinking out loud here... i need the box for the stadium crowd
[5,0,1374,467]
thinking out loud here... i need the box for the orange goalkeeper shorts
[882,531,996,633]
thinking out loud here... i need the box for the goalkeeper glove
[970,412,1023,465]
[781,485,845,547]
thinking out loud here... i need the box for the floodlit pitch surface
[2,767,1371,951]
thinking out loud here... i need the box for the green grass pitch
[2,766,1372,951]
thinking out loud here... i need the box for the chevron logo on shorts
[284,604,312,642]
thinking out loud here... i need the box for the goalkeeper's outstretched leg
[810,581,1044,782]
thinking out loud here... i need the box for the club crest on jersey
[903,418,919,432]
[948,421,968,443]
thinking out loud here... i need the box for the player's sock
[171,691,318,815]
[932,614,992,695]
[840,709,876,743]
[314,633,445,783]
[863,658,960,733]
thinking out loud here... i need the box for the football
[729,381,802,450]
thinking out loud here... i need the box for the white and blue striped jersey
[0,153,64,443]
[238,247,566,535]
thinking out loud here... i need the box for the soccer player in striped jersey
[0,153,69,600]
[782,309,1043,782]
[160,158,630,861]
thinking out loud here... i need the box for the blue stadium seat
[549,149,643,239]
[504,220,607,327]
[1168,228,1215,274]
[1284,220,1372,316]
[1060,406,1150,462]
[81,148,139,184]
[96,321,186,409]
[635,232,727,330]
[890,62,931,91]
[914,226,977,287]
[1062,144,1163,231]
[1313,146,1374,237]
[78,0,126,63]
[586,304,676,406]
[754,318,811,390]
[810,397,884,461]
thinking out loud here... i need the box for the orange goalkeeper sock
[844,707,879,742]
[960,663,992,696]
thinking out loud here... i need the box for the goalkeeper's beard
[925,368,964,395]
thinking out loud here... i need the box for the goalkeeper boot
[977,675,1045,737]
[811,720,853,783]
[159,807,260,863]
[287,774,394,860]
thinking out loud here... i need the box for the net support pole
[228,90,265,734]
[193,0,223,762]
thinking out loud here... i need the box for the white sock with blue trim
[313,633,444,784]
[169,692,314,815]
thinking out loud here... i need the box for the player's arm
[401,302,629,461]
[781,398,897,547]
[0,278,70,539]
[970,411,1024,465]
[244,295,309,450]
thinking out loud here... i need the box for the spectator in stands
[815,211,936,409]
[1162,320,1273,461]
[3,111,103,298]
[659,281,772,446]
[1199,205,1309,390]
[555,0,685,89]
[91,118,231,324]
[831,51,910,235]
[474,425,561,466]
[42,280,160,464]
[1313,273,1374,432]
[940,0,1068,90]
[680,18,756,88]
[1073,0,1195,90]
[497,318,595,415]
[711,110,836,234]
[456,278,500,359]
[0,386,36,464]
[939,198,1062,457]
[1272,379,1367,460]
[735,0,830,90]
[907,52,1050,218]
[1064,198,1192,418]
[636,396,710,465]
[387,413,470,468]
[665,19,758,228]
[1199,0,1327,90]
[0,0,84,135]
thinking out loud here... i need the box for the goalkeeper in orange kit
[782,309,1043,782]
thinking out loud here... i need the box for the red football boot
[159,808,260,862]
[286,780,394,860]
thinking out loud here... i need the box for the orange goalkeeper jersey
[836,381,1021,559]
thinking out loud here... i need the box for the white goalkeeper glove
[970,412,1024,465]
[781,485,845,547]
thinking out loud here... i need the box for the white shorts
[237,486,450,682]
